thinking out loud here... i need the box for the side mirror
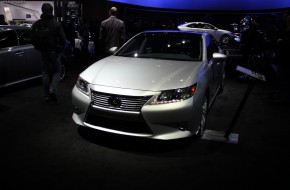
[109,46,118,54]
[213,52,227,62]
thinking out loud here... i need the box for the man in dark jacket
[0,14,8,25]
[31,3,66,102]
[99,7,125,57]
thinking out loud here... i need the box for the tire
[220,34,230,44]
[197,97,208,137]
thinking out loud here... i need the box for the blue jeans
[41,52,61,97]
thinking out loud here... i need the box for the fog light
[74,107,83,115]
[178,122,188,131]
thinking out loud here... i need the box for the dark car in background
[0,25,68,88]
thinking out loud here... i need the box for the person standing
[0,14,8,25]
[99,7,125,57]
[79,18,90,57]
[90,19,101,59]
[31,3,66,102]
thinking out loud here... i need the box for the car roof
[180,22,212,26]
[0,25,31,31]
[140,29,206,36]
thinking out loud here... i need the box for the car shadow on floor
[77,126,243,156]
[77,126,196,153]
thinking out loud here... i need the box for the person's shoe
[49,93,58,102]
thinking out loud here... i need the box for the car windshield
[116,32,203,61]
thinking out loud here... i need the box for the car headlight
[76,76,89,95]
[151,84,197,105]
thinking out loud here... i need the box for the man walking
[31,3,66,102]
[99,7,125,57]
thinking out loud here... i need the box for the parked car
[72,30,227,140]
[0,25,68,88]
[178,22,237,44]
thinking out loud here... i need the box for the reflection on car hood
[217,29,233,35]
[81,56,202,91]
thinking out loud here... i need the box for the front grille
[91,90,152,112]
[85,113,153,134]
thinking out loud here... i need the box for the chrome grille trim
[91,105,141,114]
[91,90,152,112]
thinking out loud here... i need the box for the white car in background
[178,22,236,44]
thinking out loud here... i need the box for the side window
[17,29,33,45]
[207,24,214,30]
[188,24,195,28]
[188,23,199,28]
[0,30,18,48]
[196,24,202,28]
[204,24,212,29]
[17,30,32,45]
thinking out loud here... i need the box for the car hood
[80,56,202,91]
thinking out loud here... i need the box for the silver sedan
[72,30,227,140]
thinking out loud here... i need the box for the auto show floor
[1,56,289,190]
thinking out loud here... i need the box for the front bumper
[72,85,203,140]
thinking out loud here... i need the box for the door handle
[15,51,24,56]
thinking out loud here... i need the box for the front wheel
[196,97,208,137]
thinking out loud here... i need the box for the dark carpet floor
[1,55,289,190]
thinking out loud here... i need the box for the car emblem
[108,96,122,107]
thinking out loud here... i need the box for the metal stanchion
[202,64,266,144]
[224,77,256,139]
